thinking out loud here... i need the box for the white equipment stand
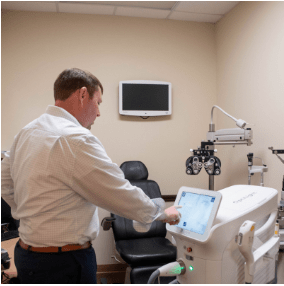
[163,185,279,284]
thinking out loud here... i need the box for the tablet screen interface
[177,192,216,235]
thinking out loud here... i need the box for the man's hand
[162,205,182,225]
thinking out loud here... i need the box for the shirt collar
[45,105,82,127]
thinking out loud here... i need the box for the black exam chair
[102,161,177,284]
[1,198,20,242]
[1,198,20,283]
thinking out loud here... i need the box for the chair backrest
[111,161,166,241]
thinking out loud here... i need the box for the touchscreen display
[177,192,216,235]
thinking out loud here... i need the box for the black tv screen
[122,84,169,111]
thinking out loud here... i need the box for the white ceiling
[1,1,240,23]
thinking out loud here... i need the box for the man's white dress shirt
[1,106,164,247]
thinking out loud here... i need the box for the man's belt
[19,239,91,253]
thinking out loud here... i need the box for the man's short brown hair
[54,68,103,101]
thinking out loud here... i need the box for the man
[1,68,181,283]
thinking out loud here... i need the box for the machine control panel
[187,247,192,253]
[168,187,222,242]
[185,254,194,261]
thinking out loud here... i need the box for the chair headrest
[120,161,149,180]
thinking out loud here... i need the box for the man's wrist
[151,198,166,221]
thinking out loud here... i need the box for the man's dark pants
[14,240,97,283]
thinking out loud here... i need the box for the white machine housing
[207,128,253,145]
[167,185,279,284]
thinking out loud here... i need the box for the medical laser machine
[148,185,279,284]
[186,106,253,190]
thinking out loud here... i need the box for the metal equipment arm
[268,147,284,164]
[210,105,247,128]
[208,105,253,146]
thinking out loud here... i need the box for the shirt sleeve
[133,198,166,232]
[71,135,164,225]
[1,151,17,210]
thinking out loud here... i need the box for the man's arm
[1,151,17,210]
[71,136,178,225]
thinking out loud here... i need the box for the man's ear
[79,87,88,105]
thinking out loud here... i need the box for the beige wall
[1,10,216,264]
[1,10,216,192]
[215,1,284,196]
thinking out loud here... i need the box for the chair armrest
[101,217,116,231]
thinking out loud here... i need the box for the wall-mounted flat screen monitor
[119,80,172,116]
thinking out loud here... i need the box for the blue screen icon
[183,222,187,227]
